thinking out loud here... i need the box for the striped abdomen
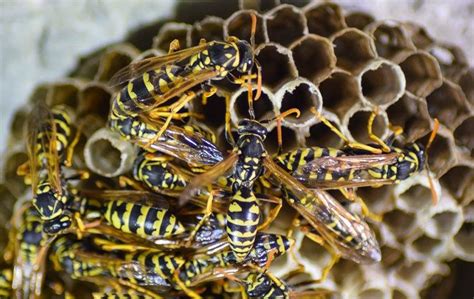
[0,268,12,298]
[104,200,185,239]
[179,251,234,286]
[226,186,260,261]
[275,147,341,173]
[124,251,184,279]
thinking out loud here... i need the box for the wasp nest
[2,1,473,298]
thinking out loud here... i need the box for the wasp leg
[118,279,164,299]
[173,270,203,299]
[93,237,151,252]
[183,187,215,246]
[286,215,307,272]
[168,39,181,54]
[310,107,383,154]
[65,170,90,182]
[119,176,146,191]
[224,93,235,146]
[304,230,340,283]
[256,195,282,231]
[339,188,382,222]
[65,123,84,167]
[367,108,391,153]
[201,82,217,105]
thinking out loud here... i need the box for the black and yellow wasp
[17,101,87,235]
[0,268,12,298]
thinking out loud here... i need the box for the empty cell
[347,110,387,144]
[298,234,331,265]
[397,261,425,283]
[399,184,432,211]
[344,12,374,30]
[9,108,28,141]
[381,245,404,268]
[358,288,385,299]
[464,202,474,223]
[191,93,227,129]
[360,61,405,106]
[233,88,275,121]
[429,43,468,81]
[357,185,395,215]
[305,120,344,148]
[47,82,80,109]
[304,3,346,37]
[190,17,224,46]
[290,35,336,83]
[153,23,191,51]
[392,289,409,299]
[401,22,434,50]
[412,235,443,256]
[429,211,462,236]
[417,132,455,176]
[279,80,321,125]
[264,125,298,154]
[386,94,431,141]
[426,81,469,130]
[368,22,415,61]
[441,166,473,199]
[266,5,307,46]
[28,84,49,105]
[319,71,360,118]
[95,47,137,83]
[78,84,112,119]
[454,116,474,157]
[458,68,473,106]
[453,223,474,258]
[226,11,266,45]
[399,52,442,97]
[3,152,29,197]
[256,44,297,88]
[384,209,416,238]
[332,28,377,74]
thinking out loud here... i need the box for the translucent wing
[108,43,209,87]
[263,157,380,264]
[79,189,172,209]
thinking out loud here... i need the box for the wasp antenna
[426,118,439,151]
[247,70,255,120]
[424,118,439,205]
[427,167,439,205]
[255,60,262,101]
[250,13,257,49]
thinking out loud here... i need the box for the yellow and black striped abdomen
[125,251,184,279]
[226,186,260,261]
[245,272,288,299]
[275,147,340,173]
[0,268,12,298]
[92,290,150,299]
[104,200,185,239]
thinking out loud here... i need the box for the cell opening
[306,121,343,148]
[358,289,385,299]
[96,51,134,83]
[226,11,266,45]
[384,209,416,238]
[319,72,360,118]
[191,93,227,129]
[441,166,473,199]
[290,35,336,83]
[234,89,274,121]
[344,12,374,30]
[264,125,298,155]
[299,235,332,267]
[153,23,191,52]
[458,68,474,105]
[426,82,468,129]
[397,261,425,283]
[280,82,320,124]
[266,5,306,46]
[392,289,409,299]
[9,108,28,140]
[402,23,433,50]
[400,52,442,97]
[431,211,461,236]
[304,3,346,37]
[88,139,122,176]
[371,23,414,60]
[347,110,387,144]
[78,84,112,119]
[399,184,432,211]
[256,44,297,88]
[453,223,474,255]
[412,235,443,256]
[357,185,394,215]
[4,152,29,196]
[360,62,404,106]
[48,83,80,109]
[190,17,224,46]
[417,132,454,176]
[454,116,474,157]
[381,245,403,268]
[429,43,468,80]
[332,29,377,74]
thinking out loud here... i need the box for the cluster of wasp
[2,14,440,299]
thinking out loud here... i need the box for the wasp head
[236,40,254,73]
[238,119,267,140]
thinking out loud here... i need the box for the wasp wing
[80,189,172,209]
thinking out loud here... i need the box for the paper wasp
[0,268,12,298]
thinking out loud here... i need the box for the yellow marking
[345,236,353,242]
[204,57,211,65]
[127,83,137,100]
[143,72,155,93]
[158,78,170,93]
[227,217,259,226]
[328,221,338,228]
[324,172,333,181]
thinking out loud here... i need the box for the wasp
[17,102,88,234]
[0,268,12,298]
[179,115,381,271]
[92,289,154,299]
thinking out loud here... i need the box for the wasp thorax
[207,42,236,68]
[237,119,267,140]
[236,40,254,73]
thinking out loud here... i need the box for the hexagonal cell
[216,126,238,152]
[319,71,361,119]
[305,119,344,148]
[427,210,463,237]
[77,83,112,120]
[453,116,474,157]
[464,202,474,223]
[264,124,299,154]
[344,12,374,30]
[255,43,298,89]
[190,16,224,46]
[416,131,456,177]
[398,184,432,211]
[191,92,227,129]
[453,222,474,260]
[392,289,409,299]
[383,209,416,239]
[380,245,404,268]
[331,28,377,74]
[347,110,388,144]
[426,81,469,130]
[401,22,434,50]
[298,235,332,267]
[225,10,266,45]
[47,82,80,109]
[386,94,431,142]
[397,261,426,285]
[365,21,415,62]
[357,185,395,215]
[153,23,192,51]
[232,87,275,122]
[412,234,444,257]
[3,151,29,197]
[304,2,346,37]
[95,45,138,83]
[441,166,473,199]
[359,60,405,106]
[458,68,474,106]
[8,107,28,142]
[265,4,307,47]
[0,184,15,226]
[289,34,336,83]
[399,52,442,98]
[278,79,322,126]
[429,43,469,81]
[357,288,385,299]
